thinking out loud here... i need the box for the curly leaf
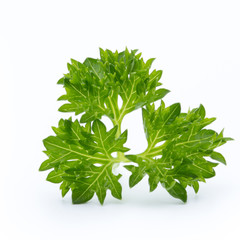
[40,118,129,204]
[126,101,232,202]
[58,48,169,123]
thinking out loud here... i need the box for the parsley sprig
[40,48,232,204]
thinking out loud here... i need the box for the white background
[1,0,240,239]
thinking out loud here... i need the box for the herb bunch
[40,48,232,204]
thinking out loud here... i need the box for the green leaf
[155,102,181,126]
[148,175,159,192]
[57,48,169,123]
[47,169,65,183]
[128,166,146,188]
[192,181,199,193]
[60,181,71,197]
[165,181,187,203]
[72,185,95,204]
[125,101,231,202]
[210,151,226,165]
[41,118,128,204]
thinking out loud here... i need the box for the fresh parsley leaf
[40,118,129,204]
[57,48,169,126]
[40,48,232,204]
[125,101,232,202]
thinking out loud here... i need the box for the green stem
[110,112,131,163]
[140,145,163,158]
[116,119,124,160]
[114,154,130,163]
[115,120,122,138]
